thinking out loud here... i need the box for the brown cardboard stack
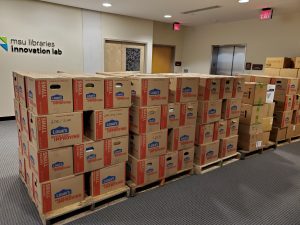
[238,82,267,151]
[14,72,130,216]
[127,75,169,186]
[271,77,299,141]
[194,75,244,166]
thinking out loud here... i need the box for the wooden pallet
[290,136,300,143]
[126,179,164,197]
[127,168,193,197]
[193,159,222,175]
[239,148,263,160]
[221,152,241,166]
[164,168,193,184]
[274,138,291,148]
[263,141,277,150]
[39,186,130,225]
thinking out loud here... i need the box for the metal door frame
[210,44,247,75]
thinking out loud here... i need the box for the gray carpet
[0,120,300,225]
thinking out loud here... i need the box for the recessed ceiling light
[102,2,112,7]
[164,15,172,18]
[238,0,249,3]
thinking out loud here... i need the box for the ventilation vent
[182,5,221,15]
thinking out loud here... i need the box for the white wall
[0,0,156,117]
[0,0,84,117]
[153,22,185,73]
[182,13,300,74]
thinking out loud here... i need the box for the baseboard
[0,116,16,121]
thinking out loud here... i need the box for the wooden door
[104,41,145,73]
[104,41,122,72]
[152,45,174,73]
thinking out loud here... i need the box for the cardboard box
[103,135,128,167]
[197,100,222,124]
[179,102,198,126]
[220,76,234,99]
[195,122,216,145]
[26,74,73,115]
[232,76,245,99]
[226,118,240,137]
[219,135,238,158]
[264,68,280,77]
[270,127,287,142]
[177,147,194,171]
[238,133,263,151]
[292,110,300,124]
[166,103,180,129]
[13,72,27,106]
[29,112,83,150]
[21,132,30,159]
[85,108,129,141]
[262,117,273,132]
[130,105,161,134]
[294,57,300,68]
[216,120,227,139]
[131,76,169,106]
[266,84,276,103]
[14,99,21,126]
[69,74,105,111]
[129,130,167,159]
[221,98,241,120]
[18,147,25,180]
[273,78,298,96]
[20,104,29,137]
[262,103,275,117]
[239,104,263,125]
[280,69,299,78]
[251,75,272,84]
[90,162,126,197]
[265,57,292,68]
[29,143,73,183]
[96,75,131,109]
[13,72,19,101]
[273,111,293,128]
[25,157,33,199]
[194,141,220,166]
[73,138,104,174]
[198,76,221,101]
[274,95,293,111]
[238,123,263,135]
[165,152,178,177]
[168,126,195,151]
[292,95,300,110]
[286,124,300,138]
[262,132,270,146]
[168,76,198,103]
[242,82,267,105]
[33,174,84,214]
[127,155,165,186]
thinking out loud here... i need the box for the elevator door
[210,45,246,76]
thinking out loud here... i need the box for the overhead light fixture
[102,2,112,7]
[238,0,249,3]
[164,15,172,18]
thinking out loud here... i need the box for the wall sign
[175,61,182,67]
[252,64,264,70]
[0,35,63,55]
[245,62,252,70]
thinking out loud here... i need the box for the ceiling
[39,0,300,26]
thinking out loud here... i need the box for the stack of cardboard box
[164,75,198,177]
[271,77,299,141]
[14,72,131,216]
[127,75,169,186]
[194,75,244,166]
[264,57,300,78]
[238,82,267,151]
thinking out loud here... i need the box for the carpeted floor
[1,120,299,225]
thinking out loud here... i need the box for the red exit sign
[260,8,273,20]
